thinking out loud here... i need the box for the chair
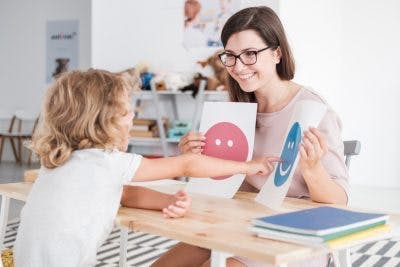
[0,110,19,163]
[0,110,39,164]
[343,140,361,168]
[328,140,361,267]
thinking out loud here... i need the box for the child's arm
[121,186,191,218]
[133,153,279,182]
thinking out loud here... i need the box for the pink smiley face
[203,122,249,180]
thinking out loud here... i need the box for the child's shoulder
[72,148,140,163]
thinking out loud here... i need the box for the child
[14,69,279,267]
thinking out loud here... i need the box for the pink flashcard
[186,101,257,198]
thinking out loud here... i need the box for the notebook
[250,223,392,248]
[250,220,386,243]
[252,206,389,236]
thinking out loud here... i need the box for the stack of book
[250,206,391,248]
[130,118,157,138]
[130,118,169,138]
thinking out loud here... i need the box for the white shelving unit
[129,80,228,157]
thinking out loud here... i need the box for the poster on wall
[186,101,257,198]
[46,20,79,83]
[255,100,327,210]
[183,0,241,48]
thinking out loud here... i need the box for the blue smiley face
[274,122,302,187]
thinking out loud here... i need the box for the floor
[1,161,400,266]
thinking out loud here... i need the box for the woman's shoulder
[297,86,342,128]
[298,86,329,105]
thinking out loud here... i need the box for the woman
[153,6,349,267]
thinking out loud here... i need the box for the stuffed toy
[163,72,192,92]
[116,68,141,91]
[133,62,155,90]
[180,50,229,97]
[180,73,208,97]
[198,49,229,91]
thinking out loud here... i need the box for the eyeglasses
[218,46,271,67]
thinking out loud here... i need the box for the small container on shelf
[167,120,191,141]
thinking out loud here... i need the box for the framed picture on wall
[183,0,241,48]
[46,20,79,83]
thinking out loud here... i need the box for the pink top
[246,87,349,199]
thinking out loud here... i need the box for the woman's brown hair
[31,69,135,169]
[220,6,295,102]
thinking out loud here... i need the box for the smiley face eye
[215,139,221,146]
[227,140,233,147]
[287,141,294,149]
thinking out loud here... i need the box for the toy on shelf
[180,50,229,97]
[153,75,167,91]
[133,62,155,91]
[116,68,141,92]
[198,49,229,91]
[180,73,207,97]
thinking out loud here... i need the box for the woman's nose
[232,58,246,72]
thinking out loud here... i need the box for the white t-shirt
[14,149,142,267]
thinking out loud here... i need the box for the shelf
[130,80,227,157]
[129,137,180,146]
[132,90,228,98]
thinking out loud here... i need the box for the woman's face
[224,30,280,93]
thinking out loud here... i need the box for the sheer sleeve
[318,107,350,202]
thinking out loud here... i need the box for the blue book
[252,206,389,236]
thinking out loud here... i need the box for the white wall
[0,0,91,160]
[280,0,400,188]
[91,0,278,72]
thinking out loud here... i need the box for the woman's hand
[299,127,327,174]
[178,132,206,154]
[246,156,281,176]
[162,190,192,218]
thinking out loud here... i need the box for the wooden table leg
[337,249,351,267]
[119,227,128,267]
[211,250,231,267]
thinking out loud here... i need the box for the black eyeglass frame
[218,46,271,67]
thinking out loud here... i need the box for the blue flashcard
[274,122,302,187]
[255,100,327,210]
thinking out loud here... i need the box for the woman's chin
[239,84,257,93]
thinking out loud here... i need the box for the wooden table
[116,184,400,267]
[1,182,399,267]
[116,187,329,267]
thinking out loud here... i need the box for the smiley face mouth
[279,163,292,176]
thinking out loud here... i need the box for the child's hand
[178,132,206,154]
[162,190,191,218]
[246,156,281,176]
[299,127,327,173]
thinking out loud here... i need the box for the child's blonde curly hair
[32,69,138,169]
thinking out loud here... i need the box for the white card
[186,101,257,198]
[255,100,327,209]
